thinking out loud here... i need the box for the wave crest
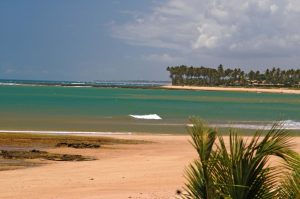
[214,120,300,130]
[281,120,300,130]
[129,114,162,120]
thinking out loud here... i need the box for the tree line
[166,65,300,87]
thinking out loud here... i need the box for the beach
[0,134,299,199]
[2,0,300,197]
[0,134,195,199]
[0,85,299,198]
[161,85,300,94]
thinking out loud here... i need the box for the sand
[0,134,299,199]
[0,135,195,199]
[161,85,300,94]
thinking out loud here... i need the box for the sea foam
[281,120,300,130]
[214,120,300,130]
[129,114,162,120]
[0,83,20,86]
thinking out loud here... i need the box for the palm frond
[181,119,300,199]
[182,118,220,199]
[276,153,300,199]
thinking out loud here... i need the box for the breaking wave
[214,120,300,130]
[280,120,300,130]
[129,114,162,120]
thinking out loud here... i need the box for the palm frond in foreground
[180,119,300,199]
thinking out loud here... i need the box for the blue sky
[1,0,300,81]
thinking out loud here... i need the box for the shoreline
[1,118,300,135]
[161,85,300,94]
[0,130,134,135]
[2,81,300,94]
[1,134,300,199]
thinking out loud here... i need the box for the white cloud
[141,53,182,63]
[270,4,279,13]
[112,0,300,58]
[286,0,300,12]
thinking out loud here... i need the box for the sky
[0,0,300,81]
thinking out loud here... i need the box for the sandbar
[161,85,300,94]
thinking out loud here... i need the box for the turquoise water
[0,85,299,133]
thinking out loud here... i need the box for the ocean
[0,80,299,134]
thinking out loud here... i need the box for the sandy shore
[0,134,299,199]
[0,135,195,199]
[161,85,300,94]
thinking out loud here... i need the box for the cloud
[141,53,183,63]
[112,0,300,58]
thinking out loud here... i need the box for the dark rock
[31,149,41,153]
[56,142,100,149]
[0,150,95,161]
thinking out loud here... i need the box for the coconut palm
[180,119,300,199]
[166,66,300,87]
[276,152,300,199]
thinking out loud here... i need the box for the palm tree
[180,119,300,199]
[218,64,224,85]
[166,66,300,87]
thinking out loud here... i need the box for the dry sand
[0,135,195,199]
[0,134,299,199]
[161,85,300,94]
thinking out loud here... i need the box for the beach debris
[56,142,100,149]
[176,189,182,195]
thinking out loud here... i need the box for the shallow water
[0,85,299,133]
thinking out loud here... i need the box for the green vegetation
[179,119,300,199]
[167,65,300,88]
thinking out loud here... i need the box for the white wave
[186,120,300,130]
[129,114,162,120]
[280,120,300,130]
[0,130,132,135]
[66,85,92,88]
[214,124,272,130]
[70,82,84,85]
[212,120,300,130]
[0,83,21,86]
